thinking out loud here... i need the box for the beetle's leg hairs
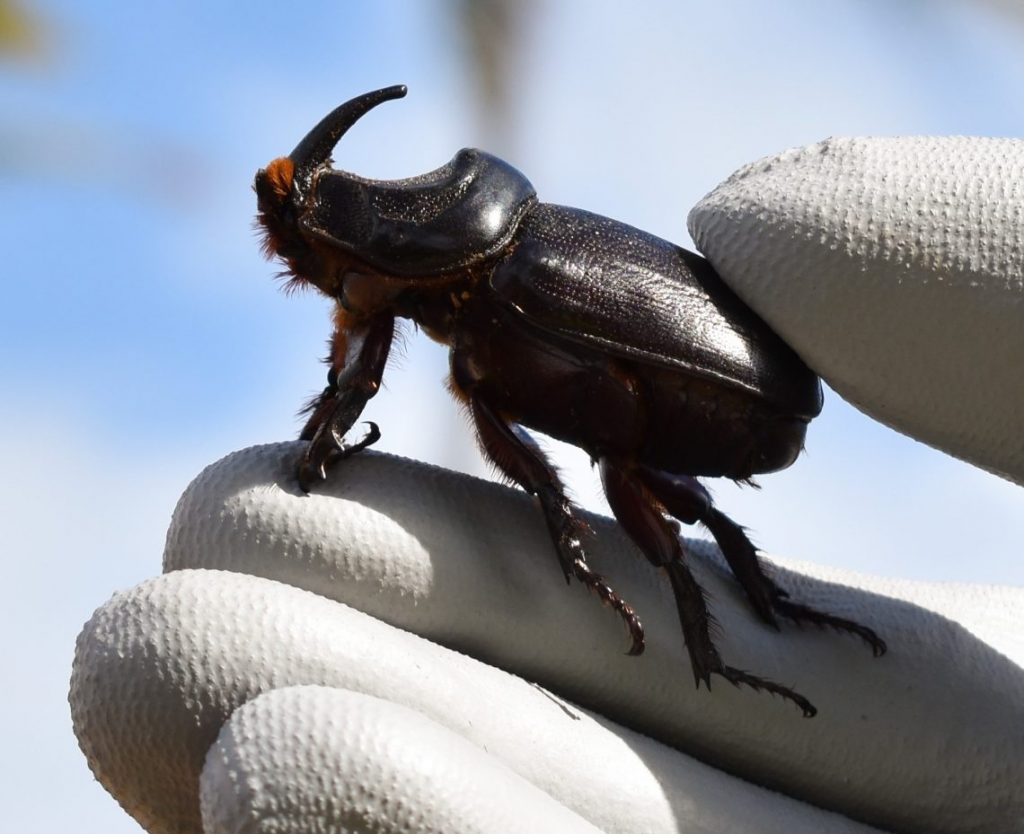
[467,394,645,656]
[599,458,818,717]
[297,313,395,493]
[634,466,887,658]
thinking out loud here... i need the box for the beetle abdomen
[637,363,811,477]
[489,204,823,419]
[455,297,810,479]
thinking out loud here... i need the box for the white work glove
[71,137,1024,834]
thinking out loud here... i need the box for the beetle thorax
[337,268,474,343]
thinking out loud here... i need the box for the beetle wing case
[489,204,823,419]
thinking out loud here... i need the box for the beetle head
[255,85,408,295]
[256,85,536,299]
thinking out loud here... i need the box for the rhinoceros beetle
[255,84,885,716]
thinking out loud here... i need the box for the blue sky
[2,1,1023,831]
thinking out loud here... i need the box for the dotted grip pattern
[70,445,1024,834]
[688,137,1024,484]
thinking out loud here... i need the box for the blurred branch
[969,0,1024,28]
[452,0,535,148]
[0,0,47,62]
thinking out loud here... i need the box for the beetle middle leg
[600,457,818,716]
[634,466,886,657]
[466,394,646,655]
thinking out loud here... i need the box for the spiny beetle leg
[713,664,817,718]
[705,507,886,655]
[299,418,381,492]
[297,315,393,493]
[637,466,781,628]
[637,465,886,656]
[601,457,817,716]
[772,597,888,657]
[299,384,338,442]
[298,416,340,492]
[537,483,647,656]
[469,395,645,655]
[663,560,817,717]
[297,377,379,491]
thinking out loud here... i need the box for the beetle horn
[289,84,408,194]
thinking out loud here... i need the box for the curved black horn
[289,84,407,193]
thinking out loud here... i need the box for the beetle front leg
[297,313,394,492]
[635,466,887,657]
[600,457,818,717]
[465,394,645,655]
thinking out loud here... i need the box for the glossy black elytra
[255,85,885,716]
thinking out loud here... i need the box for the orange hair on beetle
[264,157,294,200]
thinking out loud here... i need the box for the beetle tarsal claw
[773,599,888,657]
[338,421,381,458]
[297,422,383,492]
[717,665,818,718]
[691,641,818,716]
[568,557,645,656]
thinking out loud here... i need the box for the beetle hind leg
[600,458,817,716]
[636,466,886,657]
[468,395,645,655]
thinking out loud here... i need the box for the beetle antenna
[289,84,407,195]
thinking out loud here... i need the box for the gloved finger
[688,137,1024,485]
[71,571,882,834]
[201,689,605,834]
[160,442,1024,833]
